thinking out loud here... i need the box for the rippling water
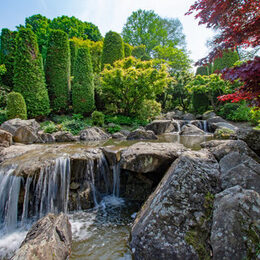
[69,195,139,260]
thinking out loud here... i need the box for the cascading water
[112,163,120,197]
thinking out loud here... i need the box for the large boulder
[213,127,236,140]
[182,113,196,121]
[207,116,227,132]
[180,124,206,136]
[145,120,175,135]
[0,118,40,135]
[210,122,238,132]
[112,132,126,139]
[38,130,55,143]
[53,131,76,142]
[219,152,260,193]
[80,127,110,141]
[0,129,12,147]
[201,140,260,163]
[127,129,157,140]
[130,150,221,260]
[237,127,260,155]
[120,142,187,174]
[202,111,216,120]
[211,186,260,260]
[11,213,72,260]
[13,126,40,144]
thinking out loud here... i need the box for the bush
[250,109,260,126]
[72,47,95,114]
[13,28,50,118]
[218,101,251,121]
[6,92,27,120]
[192,91,210,114]
[41,121,58,133]
[137,100,161,121]
[101,31,124,68]
[45,29,70,112]
[124,43,132,57]
[92,111,104,127]
[213,49,239,72]
[0,109,7,124]
[105,114,148,127]
[106,124,121,134]
[196,66,209,76]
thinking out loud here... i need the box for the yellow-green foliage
[13,28,50,118]
[70,37,103,73]
[101,56,171,116]
[45,29,70,112]
[124,43,132,57]
[6,92,27,120]
[72,47,94,114]
[0,29,17,88]
[101,31,124,68]
[92,110,104,126]
[137,99,161,121]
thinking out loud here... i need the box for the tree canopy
[122,9,186,54]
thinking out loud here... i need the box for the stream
[0,132,213,260]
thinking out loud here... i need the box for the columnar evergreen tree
[69,40,78,76]
[196,66,209,76]
[13,28,50,118]
[0,29,17,88]
[72,47,94,114]
[45,29,70,112]
[101,31,124,68]
[124,43,132,57]
[213,50,239,72]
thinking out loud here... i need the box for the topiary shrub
[72,47,94,114]
[196,66,209,76]
[92,110,104,126]
[69,40,78,76]
[13,28,50,118]
[0,29,17,88]
[0,109,7,124]
[45,29,70,112]
[101,31,124,68]
[6,91,27,120]
[213,49,239,72]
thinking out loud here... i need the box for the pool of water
[69,195,139,260]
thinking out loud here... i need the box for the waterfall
[176,120,181,133]
[112,163,120,197]
[203,120,208,132]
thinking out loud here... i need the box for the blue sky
[0,0,215,65]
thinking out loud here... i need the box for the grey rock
[0,118,40,135]
[127,129,157,140]
[80,127,110,141]
[13,126,39,144]
[202,111,216,120]
[190,120,203,129]
[130,150,220,260]
[120,142,187,173]
[145,120,175,135]
[182,113,196,120]
[207,116,227,132]
[102,146,122,166]
[211,122,238,132]
[219,152,260,193]
[0,129,12,147]
[165,111,176,120]
[237,127,260,155]
[38,130,55,143]
[201,140,260,163]
[213,127,237,140]
[53,131,76,142]
[112,132,126,139]
[211,185,260,260]
[180,124,206,136]
[120,129,131,136]
[12,213,72,260]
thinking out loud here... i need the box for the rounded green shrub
[13,28,50,118]
[6,91,27,120]
[101,31,124,68]
[72,47,94,114]
[45,29,70,112]
[0,109,7,124]
[137,100,161,121]
[92,110,104,126]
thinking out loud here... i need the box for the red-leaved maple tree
[186,0,260,107]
